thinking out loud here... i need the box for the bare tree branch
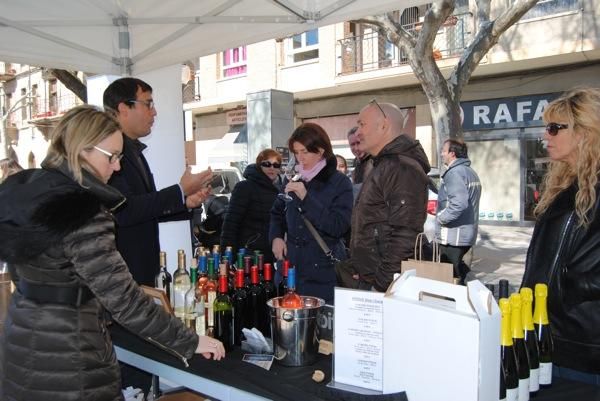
[451,0,539,100]
[49,69,87,103]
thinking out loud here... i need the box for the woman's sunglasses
[545,122,568,136]
[260,161,282,169]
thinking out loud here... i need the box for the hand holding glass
[278,154,302,201]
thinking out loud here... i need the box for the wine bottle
[155,251,172,302]
[509,294,530,401]
[194,285,206,336]
[499,279,510,299]
[243,256,252,289]
[224,246,234,265]
[263,263,277,302]
[500,360,507,401]
[212,250,221,269]
[248,265,267,335]
[197,255,208,293]
[281,266,303,309]
[262,263,276,337]
[500,298,519,401]
[213,269,234,351]
[257,253,265,283]
[520,287,540,396]
[278,260,290,297]
[204,258,217,337]
[232,268,249,346]
[184,263,198,332]
[172,249,190,321]
[533,283,553,388]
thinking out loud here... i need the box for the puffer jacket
[521,181,600,374]
[220,164,281,262]
[0,162,198,401]
[351,135,430,292]
[269,156,353,304]
[435,158,481,246]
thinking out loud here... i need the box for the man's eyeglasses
[94,146,124,164]
[126,99,155,110]
[260,161,282,169]
[370,98,387,119]
[545,122,569,136]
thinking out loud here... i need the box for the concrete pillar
[246,89,294,162]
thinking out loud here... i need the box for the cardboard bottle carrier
[382,270,500,401]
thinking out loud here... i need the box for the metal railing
[31,93,79,120]
[337,13,472,75]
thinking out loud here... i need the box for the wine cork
[318,339,333,355]
[312,370,325,383]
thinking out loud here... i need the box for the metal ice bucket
[267,296,325,366]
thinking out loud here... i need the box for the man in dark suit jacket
[104,77,212,396]
[104,78,212,286]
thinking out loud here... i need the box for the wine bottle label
[539,362,552,385]
[207,292,216,326]
[529,368,539,392]
[196,314,206,336]
[506,387,518,401]
[518,378,530,401]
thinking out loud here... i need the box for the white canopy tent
[0,0,410,263]
[0,0,409,75]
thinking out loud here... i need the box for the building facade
[0,63,82,167]
[184,0,600,226]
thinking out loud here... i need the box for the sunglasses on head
[545,122,569,136]
[260,161,282,169]
[369,98,387,119]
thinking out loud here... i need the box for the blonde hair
[535,88,600,227]
[44,105,121,184]
[0,158,23,182]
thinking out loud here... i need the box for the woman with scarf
[269,123,353,304]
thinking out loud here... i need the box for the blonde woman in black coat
[0,105,224,401]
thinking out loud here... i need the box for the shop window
[520,0,579,20]
[286,29,319,64]
[222,46,247,78]
[524,138,548,220]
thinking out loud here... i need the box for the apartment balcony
[337,12,472,76]
[0,62,17,82]
[29,93,80,128]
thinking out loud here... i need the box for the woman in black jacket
[521,88,600,385]
[220,149,282,262]
[0,106,224,401]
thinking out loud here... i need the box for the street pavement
[466,224,534,295]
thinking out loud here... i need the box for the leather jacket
[521,182,600,374]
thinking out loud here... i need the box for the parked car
[423,167,440,243]
[192,167,244,249]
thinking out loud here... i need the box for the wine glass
[277,154,302,202]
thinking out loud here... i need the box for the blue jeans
[554,365,600,386]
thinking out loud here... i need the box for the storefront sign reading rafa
[225,109,247,126]
[460,93,561,131]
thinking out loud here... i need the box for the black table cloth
[110,325,599,401]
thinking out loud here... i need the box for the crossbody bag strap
[297,207,340,263]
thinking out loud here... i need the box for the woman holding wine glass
[269,123,353,304]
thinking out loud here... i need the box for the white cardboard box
[382,270,500,401]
